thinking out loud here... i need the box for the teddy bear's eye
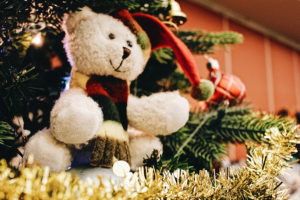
[127,40,133,47]
[109,33,115,40]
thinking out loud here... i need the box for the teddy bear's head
[62,7,146,81]
[63,7,215,101]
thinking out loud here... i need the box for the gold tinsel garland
[0,126,299,199]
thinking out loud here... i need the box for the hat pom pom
[191,80,215,101]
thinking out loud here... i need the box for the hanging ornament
[205,56,246,104]
[167,0,187,26]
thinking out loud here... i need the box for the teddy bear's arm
[127,91,190,136]
[50,88,103,144]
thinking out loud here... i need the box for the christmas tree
[0,0,299,199]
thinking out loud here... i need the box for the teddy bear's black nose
[122,47,131,59]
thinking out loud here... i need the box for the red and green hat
[115,10,214,101]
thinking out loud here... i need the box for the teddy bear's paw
[127,91,189,136]
[24,129,72,172]
[165,92,190,134]
[50,88,103,144]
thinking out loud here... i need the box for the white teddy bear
[24,7,214,172]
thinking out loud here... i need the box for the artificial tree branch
[174,112,214,157]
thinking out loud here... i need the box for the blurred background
[178,0,300,161]
[179,0,300,114]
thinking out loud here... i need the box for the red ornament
[207,59,246,103]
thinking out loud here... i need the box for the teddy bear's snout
[122,47,131,59]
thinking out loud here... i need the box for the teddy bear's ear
[62,6,96,35]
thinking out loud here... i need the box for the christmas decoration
[206,57,246,104]
[167,0,187,26]
[178,30,243,54]
[0,125,298,199]
[0,122,20,160]
[24,6,214,172]
[0,1,241,151]
[131,31,243,98]
[149,106,297,171]
[1,0,299,199]
[132,11,215,100]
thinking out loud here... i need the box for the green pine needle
[178,30,243,54]
[0,122,15,147]
[156,106,296,171]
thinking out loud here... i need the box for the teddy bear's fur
[24,7,189,172]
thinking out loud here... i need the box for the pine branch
[177,30,243,54]
[0,32,41,120]
[157,71,191,93]
[157,106,297,171]
[0,121,20,160]
[1,0,170,37]
[204,113,296,143]
[143,149,194,172]
[0,64,39,119]
[175,111,213,157]
[130,48,177,96]
[0,122,15,146]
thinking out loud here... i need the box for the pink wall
[179,0,300,115]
